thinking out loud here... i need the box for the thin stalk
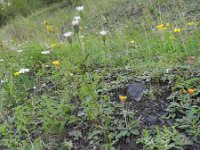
[123,103,128,129]
[77,33,85,56]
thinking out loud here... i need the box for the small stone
[126,82,147,102]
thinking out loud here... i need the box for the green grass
[0,0,200,149]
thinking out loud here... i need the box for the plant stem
[77,33,85,56]
[123,103,128,129]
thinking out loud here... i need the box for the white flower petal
[73,16,81,20]
[19,68,30,74]
[76,6,84,11]
[63,32,73,37]
[72,19,80,26]
[41,51,50,55]
[99,30,107,35]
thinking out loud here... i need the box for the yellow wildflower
[187,22,194,26]
[182,88,195,95]
[50,43,57,49]
[14,72,20,76]
[187,89,195,94]
[46,25,55,33]
[174,28,181,33]
[156,24,164,30]
[129,40,135,44]
[44,21,55,33]
[52,60,60,67]
[119,95,127,103]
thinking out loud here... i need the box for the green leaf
[115,130,128,139]
[130,129,139,135]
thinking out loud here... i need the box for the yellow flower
[156,23,169,30]
[119,95,127,103]
[182,88,195,95]
[187,22,194,26]
[187,89,195,94]
[50,43,57,49]
[46,25,55,33]
[174,28,181,33]
[156,24,164,30]
[129,40,135,44]
[44,21,55,33]
[14,72,20,76]
[52,60,60,67]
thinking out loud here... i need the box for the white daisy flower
[99,30,108,36]
[99,30,108,45]
[63,32,73,37]
[72,19,80,26]
[76,6,84,11]
[41,51,50,55]
[19,68,30,74]
[64,32,73,44]
[72,19,80,33]
[73,16,81,21]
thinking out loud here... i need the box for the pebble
[126,82,147,102]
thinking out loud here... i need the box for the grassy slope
[0,0,200,149]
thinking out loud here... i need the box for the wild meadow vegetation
[0,0,200,149]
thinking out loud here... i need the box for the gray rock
[126,82,147,102]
